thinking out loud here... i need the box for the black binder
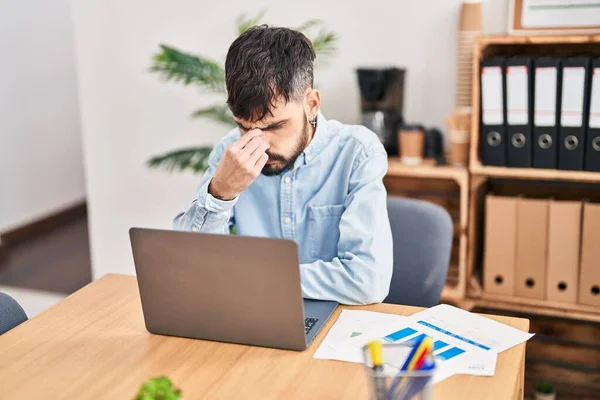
[506,57,533,168]
[533,57,561,169]
[585,58,600,172]
[558,57,591,171]
[480,58,506,166]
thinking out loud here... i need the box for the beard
[261,116,311,177]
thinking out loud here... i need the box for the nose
[259,131,273,147]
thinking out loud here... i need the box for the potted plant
[534,380,556,400]
[134,376,182,400]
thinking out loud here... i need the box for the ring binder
[558,57,591,171]
[585,58,600,171]
[480,58,507,166]
[506,57,533,168]
[533,58,561,169]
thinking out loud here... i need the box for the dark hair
[225,25,316,121]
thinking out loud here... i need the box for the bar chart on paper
[383,326,468,362]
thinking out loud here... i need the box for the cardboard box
[483,195,517,296]
[546,200,582,303]
[515,198,549,299]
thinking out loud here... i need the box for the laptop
[129,228,338,351]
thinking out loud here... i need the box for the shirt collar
[293,111,329,169]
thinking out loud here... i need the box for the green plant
[535,380,555,394]
[134,376,182,400]
[147,11,338,174]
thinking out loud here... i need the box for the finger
[230,129,262,151]
[239,136,266,159]
[247,142,270,165]
[253,153,269,172]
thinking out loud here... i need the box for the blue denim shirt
[174,113,393,305]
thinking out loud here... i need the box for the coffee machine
[357,68,406,156]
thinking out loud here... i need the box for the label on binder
[534,67,557,127]
[482,67,503,125]
[590,68,600,129]
[507,66,529,125]
[561,67,586,127]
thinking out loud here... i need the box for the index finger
[231,129,262,150]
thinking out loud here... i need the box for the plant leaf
[310,29,338,58]
[150,44,225,93]
[191,104,235,125]
[235,9,266,35]
[147,147,213,174]
[295,19,323,33]
[294,19,339,60]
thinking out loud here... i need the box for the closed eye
[264,120,288,132]
[266,123,284,132]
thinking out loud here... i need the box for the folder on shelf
[546,200,582,304]
[558,57,591,171]
[585,58,600,172]
[506,57,533,168]
[480,58,507,166]
[515,198,548,299]
[579,202,600,307]
[533,57,561,169]
[483,195,517,296]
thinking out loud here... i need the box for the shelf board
[480,34,600,46]
[387,158,468,181]
[470,163,600,184]
[470,291,600,323]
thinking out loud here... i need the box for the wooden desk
[0,274,529,399]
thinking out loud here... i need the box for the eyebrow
[235,119,288,131]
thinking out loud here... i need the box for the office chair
[384,196,453,307]
[0,292,28,334]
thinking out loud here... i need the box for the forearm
[299,253,392,305]
[173,178,235,234]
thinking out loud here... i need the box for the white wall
[70,0,508,279]
[0,0,85,231]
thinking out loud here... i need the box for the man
[174,25,393,305]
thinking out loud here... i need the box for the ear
[304,88,321,122]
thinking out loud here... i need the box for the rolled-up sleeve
[299,151,393,305]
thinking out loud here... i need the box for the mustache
[265,150,287,162]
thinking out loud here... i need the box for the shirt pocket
[308,204,345,260]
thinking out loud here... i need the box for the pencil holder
[363,343,435,400]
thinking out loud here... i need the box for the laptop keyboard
[305,317,319,335]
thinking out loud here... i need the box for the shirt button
[192,226,199,232]
[284,217,291,224]
[306,155,312,162]
[284,177,291,184]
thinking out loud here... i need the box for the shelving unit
[384,159,469,304]
[381,34,600,398]
[465,34,600,323]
